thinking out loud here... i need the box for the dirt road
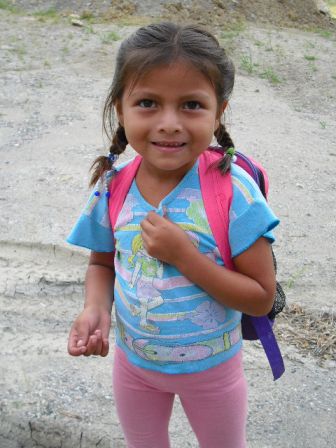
[0,5,335,447]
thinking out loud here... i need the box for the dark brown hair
[90,22,235,186]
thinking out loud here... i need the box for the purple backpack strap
[247,316,285,380]
[199,149,284,380]
[108,155,142,229]
[235,151,269,198]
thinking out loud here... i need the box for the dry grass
[276,304,336,363]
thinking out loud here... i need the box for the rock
[315,0,330,16]
[71,19,85,27]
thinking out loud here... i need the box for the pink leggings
[113,347,247,448]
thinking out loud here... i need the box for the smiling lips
[152,141,186,152]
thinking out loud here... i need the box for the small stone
[71,19,84,27]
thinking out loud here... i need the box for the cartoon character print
[176,188,211,232]
[128,234,164,334]
[133,339,213,363]
[116,313,241,364]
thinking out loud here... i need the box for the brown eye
[184,101,201,110]
[139,99,155,108]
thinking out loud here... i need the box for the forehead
[124,61,216,97]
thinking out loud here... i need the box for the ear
[215,101,228,131]
[115,99,124,127]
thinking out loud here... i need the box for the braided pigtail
[215,123,235,174]
[89,124,128,187]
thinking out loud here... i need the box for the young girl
[67,22,279,448]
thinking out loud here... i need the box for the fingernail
[77,339,84,347]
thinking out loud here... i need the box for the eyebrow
[127,90,212,101]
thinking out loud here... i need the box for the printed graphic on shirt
[116,312,242,364]
[115,185,227,338]
[67,160,278,372]
[113,169,243,370]
[128,233,164,334]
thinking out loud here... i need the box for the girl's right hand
[68,306,111,357]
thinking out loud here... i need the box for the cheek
[195,119,217,139]
[123,119,142,138]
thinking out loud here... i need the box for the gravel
[0,4,335,447]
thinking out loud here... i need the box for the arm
[68,251,115,357]
[141,212,275,316]
[174,236,275,316]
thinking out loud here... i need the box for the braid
[89,124,128,187]
[215,123,235,174]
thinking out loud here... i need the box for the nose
[157,108,182,134]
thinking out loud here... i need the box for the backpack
[108,147,286,380]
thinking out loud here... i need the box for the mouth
[152,141,186,152]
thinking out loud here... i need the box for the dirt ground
[0,1,336,447]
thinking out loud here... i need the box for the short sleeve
[66,172,115,252]
[229,164,279,258]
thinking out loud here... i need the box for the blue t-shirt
[67,159,279,374]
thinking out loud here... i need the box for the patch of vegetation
[80,10,95,21]
[277,304,336,363]
[304,54,317,61]
[0,0,19,13]
[100,31,121,44]
[220,22,246,40]
[115,16,153,27]
[84,24,96,35]
[254,40,264,47]
[260,67,281,85]
[32,8,62,23]
[286,266,307,289]
[315,29,334,39]
[240,54,257,74]
[304,40,315,49]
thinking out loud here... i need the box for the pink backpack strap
[200,150,284,380]
[199,150,234,270]
[109,155,142,229]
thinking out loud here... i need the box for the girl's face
[116,61,226,180]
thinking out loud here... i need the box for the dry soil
[0,2,336,447]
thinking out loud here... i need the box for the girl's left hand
[140,211,196,265]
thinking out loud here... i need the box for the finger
[74,320,90,349]
[69,345,87,356]
[101,338,110,357]
[146,210,164,224]
[68,337,87,356]
[140,218,154,233]
[84,334,98,356]
[141,232,150,252]
[68,327,87,356]
[68,339,87,356]
[100,320,111,357]
[93,329,103,355]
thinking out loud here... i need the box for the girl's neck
[135,159,194,208]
